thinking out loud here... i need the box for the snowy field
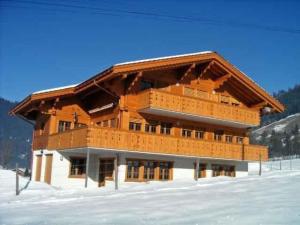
[1,160,300,225]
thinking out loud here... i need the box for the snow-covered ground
[1,160,300,225]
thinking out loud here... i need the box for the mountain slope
[0,98,32,168]
[262,84,300,125]
[251,113,300,157]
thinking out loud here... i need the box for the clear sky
[0,0,299,102]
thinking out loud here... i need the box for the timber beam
[198,61,215,79]
[127,72,143,93]
[251,101,268,109]
[214,74,232,89]
[179,63,196,82]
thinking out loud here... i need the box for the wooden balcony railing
[33,127,268,161]
[138,89,260,127]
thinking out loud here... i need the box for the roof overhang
[11,51,284,118]
[10,85,76,116]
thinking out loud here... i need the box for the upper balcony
[137,89,260,128]
[33,126,268,162]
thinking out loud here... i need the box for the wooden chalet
[11,51,284,188]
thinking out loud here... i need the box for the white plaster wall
[50,150,101,188]
[32,149,250,188]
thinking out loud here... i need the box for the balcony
[33,127,268,161]
[137,89,260,128]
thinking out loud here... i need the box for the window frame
[58,120,71,133]
[225,135,233,143]
[214,130,224,141]
[195,129,205,139]
[160,122,172,135]
[126,160,140,181]
[145,122,157,133]
[236,136,244,144]
[182,128,192,138]
[69,157,86,178]
[129,122,142,131]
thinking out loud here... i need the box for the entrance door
[44,154,53,184]
[35,155,42,181]
[99,159,114,187]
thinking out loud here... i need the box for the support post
[85,149,90,188]
[195,159,199,181]
[259,154,262,176]
[114,154,119,190]
[16,163,19,196]
[280,159,282,170]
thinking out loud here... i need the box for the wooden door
[35,155,42,181]
[99,159,114,187]
[44,154,53,184]
[199,164,206,178]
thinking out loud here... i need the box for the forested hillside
[251,84,300,158]
[0,98,32,169]
[262,84,300,125]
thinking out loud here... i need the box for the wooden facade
[11,51,284,165]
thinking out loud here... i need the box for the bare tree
[0,140,13,169]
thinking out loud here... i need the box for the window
[236,136,244,144]
[145,121,157,133]
[159,162,172,180]
[160,123,172,135]
[225,135,233,143]
[220,95,230,104]
[126,159,172,182]
[129,122,141,131]
[74,123,87,128]
[231,98,240,107]
[184,87,195,97]
[224,165,235,177]
[214,130,223,141]
[195,129,205,139]
[144,161,155,180]
[127,160,140,180]
[140,80,154,91]
[182,128,192,138]
[212,164,222,177]
[212,164,235,177]
[70,158,86,176]
[58,121,71,133]
[195,163,206,178]
[102,120,109,127]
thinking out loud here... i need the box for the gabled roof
[10,51,284,116]
[10,84,76,116]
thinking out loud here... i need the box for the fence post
[16,163,19,196]
[290,156,292,170]
[259,154,262,176]
[280,159,282,170]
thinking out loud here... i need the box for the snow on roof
[115,51,214,66]
[33,84,78,95]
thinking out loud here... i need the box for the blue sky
[0,0,299,102]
